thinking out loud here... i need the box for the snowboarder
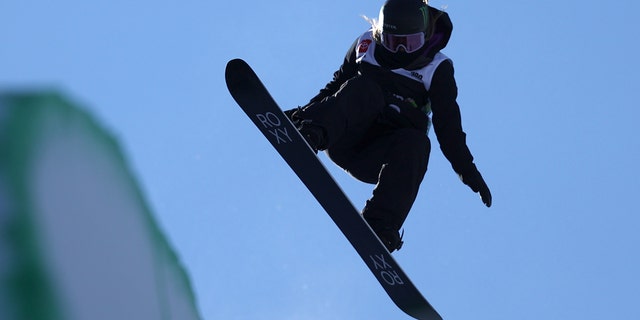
[287,0,492,252]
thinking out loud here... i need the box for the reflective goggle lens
[381,32,426,53]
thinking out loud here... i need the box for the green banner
[0,91,201,320]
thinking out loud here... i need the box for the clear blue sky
[2,1,639,319]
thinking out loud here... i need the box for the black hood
[375,6,453,70]
[422,7,452,57]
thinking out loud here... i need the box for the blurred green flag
[0,91,201,320]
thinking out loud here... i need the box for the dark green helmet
[378,0,429,35]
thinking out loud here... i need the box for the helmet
[378,0,429,53]
[379,0,429,34]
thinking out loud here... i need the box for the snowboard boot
[375,228,404,252]
[364,217,404,252]
[297,120,327,153]
[283,107,301,125]
[285,107,327,153]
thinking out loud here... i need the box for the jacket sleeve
[307,38,360,105]
[430,60,478,175]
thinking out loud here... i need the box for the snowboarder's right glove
[459,167,492,207]
[382,93,429,132]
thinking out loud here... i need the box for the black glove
[382,93,429,132]
[459,168,492,207]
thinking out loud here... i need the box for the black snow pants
[298,74,431,233]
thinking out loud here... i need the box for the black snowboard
[225,58,442,320]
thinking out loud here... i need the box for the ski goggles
[380,32,426,53]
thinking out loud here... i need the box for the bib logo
[255,112,293,144]
[358,39,373,53]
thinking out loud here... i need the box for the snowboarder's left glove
[459,168,492,207]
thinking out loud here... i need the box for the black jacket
[308,7,478,176]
